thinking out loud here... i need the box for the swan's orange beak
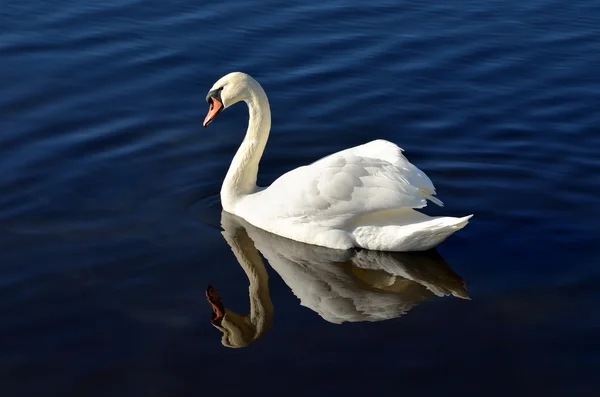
[203,97,223,127]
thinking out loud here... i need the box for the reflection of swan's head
[205,284,258,349]
[212,312,258,349]
[203,72,260,127]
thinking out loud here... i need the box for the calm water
[1,0,600,395]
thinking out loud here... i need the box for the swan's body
[203,72,472,251]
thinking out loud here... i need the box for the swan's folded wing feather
[313,139,439,198]
[262,150,436,224]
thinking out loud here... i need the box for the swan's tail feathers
[445,214,473,232]
[350,212,474,251]
[418,187,444,207]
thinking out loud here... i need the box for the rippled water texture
[1,1,600,396]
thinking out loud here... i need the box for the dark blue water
[1,1,600,395]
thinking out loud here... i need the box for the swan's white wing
[316,139,440,203]
[254,140,442,225]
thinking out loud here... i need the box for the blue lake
[1,1,599,396]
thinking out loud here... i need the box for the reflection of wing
[221,211,468,325]
[352,250,469,300]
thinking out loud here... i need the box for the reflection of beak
[206,284,225,325]
[203,97,223,127]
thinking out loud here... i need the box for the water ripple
[1,1,600,393]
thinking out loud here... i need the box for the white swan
[203,72,472,251]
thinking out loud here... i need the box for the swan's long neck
[221,80,271,212]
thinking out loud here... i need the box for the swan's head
[203,72,256,127]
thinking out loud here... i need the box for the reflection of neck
[221,225,273,344]
[221,80,271,212]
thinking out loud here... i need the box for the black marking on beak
[205,87,224,104]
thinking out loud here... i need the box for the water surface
[1,1,600,396]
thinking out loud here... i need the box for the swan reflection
[207,211,469,348]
